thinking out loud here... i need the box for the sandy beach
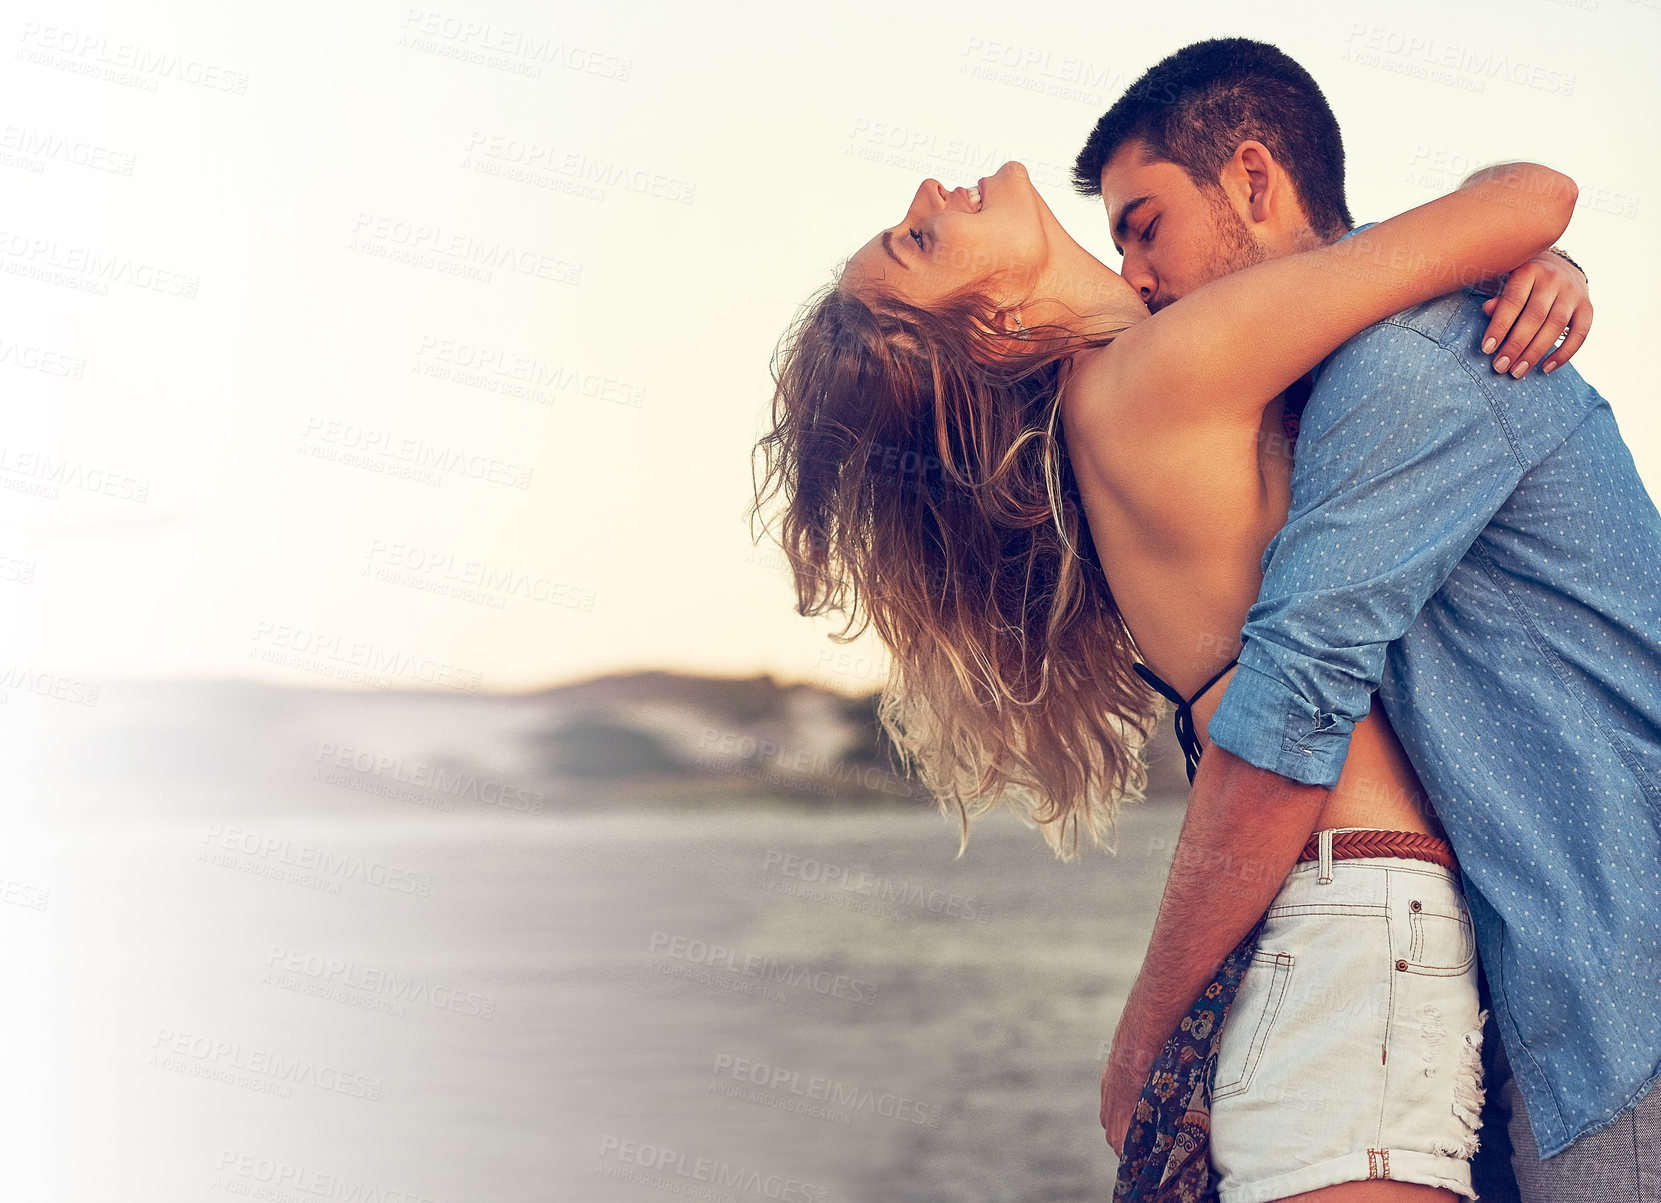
[1,680,1187,1202]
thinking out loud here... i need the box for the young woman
[750,158,1582,1201]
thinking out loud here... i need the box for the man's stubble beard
[1208,190,1270,276]
[1147,189,1268,314]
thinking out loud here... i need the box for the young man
[1075,37,1661,1203]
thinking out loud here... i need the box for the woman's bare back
[1061,358,1445,839]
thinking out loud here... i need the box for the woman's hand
[1477,251,1591,378]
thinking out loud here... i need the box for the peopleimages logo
[213,1152,438,1203]
[263,945,497,1019]
[413,333,646,408]
[0,663,98,705]
[398,9,633,81]
[0,445,148,503]
[844,117,1073,192]
[312,740,548,814]
[250,619,485,693]
[298,415,535,489]
[364,538,596,613]
[695,727,921,800]
[1341,25,1577,95]
[149,1028,382,1100]
[0,334,86,379]
[349,212,581,286]
[0,228,199,297]
[200,825,432,895]
[463,131,696,204]
[15,22,252,94]
[595,1135,830,1203]
[711,1052,944,1128]
[0,123,136,174]
[760,850,992,923]
[647,931,877,1005]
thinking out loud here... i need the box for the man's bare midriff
[1187,684,1446,841]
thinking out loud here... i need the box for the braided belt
[1296,829,1460,875]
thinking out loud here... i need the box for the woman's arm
[1099,162,1578,425]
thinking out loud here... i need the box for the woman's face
[842,161,1048,310]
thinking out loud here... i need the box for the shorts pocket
[1213,949,1294,1100]
[1403,903,1475,976]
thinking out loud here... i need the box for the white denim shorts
[1209,829,1487,1203]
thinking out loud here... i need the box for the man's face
[1098,138,1266,312]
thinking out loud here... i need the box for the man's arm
[1102,320,1534,1151]
[1208,322,1532,786]
[1100,745,1326,1153]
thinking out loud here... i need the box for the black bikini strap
[1131,661,1185,706]
[1132,656,1242,787]
[1188,657,1240,707]
[1132,657,1239,708]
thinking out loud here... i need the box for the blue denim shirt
[1206,226,1661,1159]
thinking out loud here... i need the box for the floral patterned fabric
[1112,916,1268,1203]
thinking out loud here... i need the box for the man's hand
[1477,250,1591,378]
[1098,742,1329,1157]
[1100,1046,1148,1157]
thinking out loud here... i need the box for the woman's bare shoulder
[1064,354,1296,577]
[1062,345,1262,484]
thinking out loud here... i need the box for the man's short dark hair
[1072,37,1352,238]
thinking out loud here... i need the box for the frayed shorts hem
[1216,1147,1476,1203]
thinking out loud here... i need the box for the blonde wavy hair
[748,272,1159,861]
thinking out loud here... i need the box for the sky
[3,0,1657,699]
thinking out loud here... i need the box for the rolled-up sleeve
[1206,323,1529,787]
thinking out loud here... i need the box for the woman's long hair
[749,273,1157,862]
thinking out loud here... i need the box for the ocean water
[0,685,1187,1203]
